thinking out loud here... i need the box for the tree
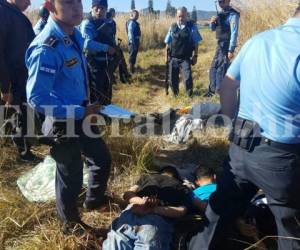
[148,0,154,13]
[191,6,198,23]
[131,0,135,10]
[166,0,176,17]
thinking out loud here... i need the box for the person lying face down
[191,167,217,211]
[102,166,192,250]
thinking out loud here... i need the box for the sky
[30,0,216,12]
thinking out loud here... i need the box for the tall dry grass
[233,0,299,45]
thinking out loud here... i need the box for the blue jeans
[103,206,174,250]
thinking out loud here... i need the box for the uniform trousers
[45,119,112,222]
[208,41,230,94]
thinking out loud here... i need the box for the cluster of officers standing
[0,0,300,249]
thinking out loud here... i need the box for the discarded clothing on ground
[17,156,89,202]
[166,103,221,144]
[166,115,203,144]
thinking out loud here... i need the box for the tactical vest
[170,21,194,60]
[88,14,115,59]
[216,7,239,42]
[126,19,141,41]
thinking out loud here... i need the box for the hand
[191,55,198,66]
[85,103,102,117]
[211,16,218,24]
[145,196,160,208]
[107,46,116,55]
[228,52,234,60]
[1,93,13,105]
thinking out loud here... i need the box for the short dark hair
[160,166,181,180]
[195,167,215,180]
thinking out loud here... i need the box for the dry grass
[233,0,299,45]
[3,2,298,249]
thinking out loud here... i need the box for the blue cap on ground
[92,0,108,8]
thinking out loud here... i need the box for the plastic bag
[17,156,88,202]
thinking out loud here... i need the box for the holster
[229,118,261,152]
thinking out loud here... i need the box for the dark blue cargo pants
[208,41,230,94]
[47,120,111,223]
[88,62,112,105]
[189,142,300,250]
[169,58,193,97]
[128,41,140,66]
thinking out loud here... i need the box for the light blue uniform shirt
[211,10,240,52]
[192,183,217,201]
[26,17,101,120]
[33,18,47,36]
[164,22,202,45]
[227,18,300,144]
[80,18,109,53]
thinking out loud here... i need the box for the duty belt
[230,117,300,154]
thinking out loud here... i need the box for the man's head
[8,0,31,12]
[130,9,139,20]
[194,167,216,187]
[107,8,116,18]
[176,7,188,25]
[218,0,231,10]
[46,0,83,27]
[92,0,107,19]
[39,4,50,20]
[160,166,181,181]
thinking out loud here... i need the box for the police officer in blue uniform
[34,4,50,36]
[80,0,116,105]
[106,8,117,41]
[204,0,239,97]
[127,9,141,74]
[164,7,202,97]
[189,5,300,250]
[26,0,111,234]
[0,0,36,162]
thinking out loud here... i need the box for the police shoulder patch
[39,64,57,75]
[43,35,59,48]
[65,57,78,68]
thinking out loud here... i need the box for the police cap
[92,0,108,8]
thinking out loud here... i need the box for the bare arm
[153,206,187,218]
[219,75,240,119]
[123,185,146,205]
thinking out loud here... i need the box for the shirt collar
[48,16,78,48]
[285,17,300,28]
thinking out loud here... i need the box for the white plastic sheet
[17,156,89,202]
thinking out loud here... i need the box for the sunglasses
[218,0,225,3]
